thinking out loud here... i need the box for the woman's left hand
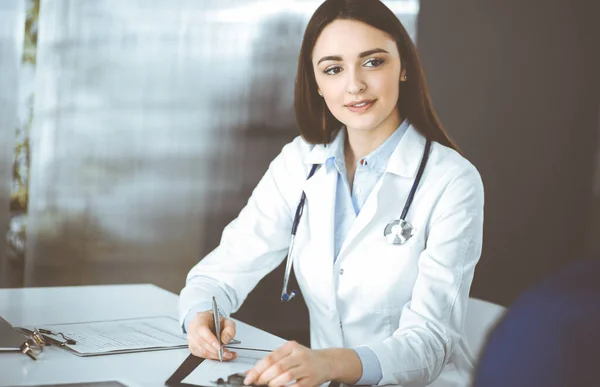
[243,341,331,387]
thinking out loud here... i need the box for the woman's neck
[344,114,402,166]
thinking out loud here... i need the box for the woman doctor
[180,0,484,386]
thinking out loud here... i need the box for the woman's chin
[344,120,381,133]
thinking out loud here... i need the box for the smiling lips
[346,99,376,113]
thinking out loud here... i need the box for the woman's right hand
[186,310,238,361]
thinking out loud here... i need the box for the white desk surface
[0,284,286,387]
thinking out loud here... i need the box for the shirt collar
[317,119,410,175]
[328,129,347,173]
[360,119,410,174]
[303,119,428,178]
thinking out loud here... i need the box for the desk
[0,284,286,387]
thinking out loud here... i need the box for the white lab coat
[179,124,484,387]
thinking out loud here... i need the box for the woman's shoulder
[265,135,316,187]
[429,141,484,189]
[272,135,315,173]
[263,135,318,208]
[280,135,315,160]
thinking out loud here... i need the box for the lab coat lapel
[337,177,383,259]
[301,163,337,305]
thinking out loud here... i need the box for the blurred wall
[417,0,600,305]
[0,1,25,287]
[588,107,600,257]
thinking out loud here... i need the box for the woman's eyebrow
[358,48,389,58]
[316,48,390,65]
[317,55,342,65]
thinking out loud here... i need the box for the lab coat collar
[303,128,344,166]
[303,123,427,178]
[385,124,427,178]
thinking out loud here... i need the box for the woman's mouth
[346,99,376,113]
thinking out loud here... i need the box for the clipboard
[165,344,270,387]
[16,316,191,357]
[0,316,28,352]
[165,353,208,387]
[164,353,340,387]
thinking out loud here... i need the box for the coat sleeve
[367,161,485,386]
[178,138,307,330]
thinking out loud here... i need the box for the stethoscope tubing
[401,139,431,220]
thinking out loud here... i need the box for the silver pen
[212,296,223,361]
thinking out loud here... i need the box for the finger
[244,341,297,385]
[188,338,211,358]
[196,333,238,360]
[221,318,236,344]
[223,348,237,361]
[268,366,303,387]
[196,324,221,353]
[198,340,218,359]
[194,334,222,359]
[190,343,234,361]
[258,356,303,387]
[187,330,204,354]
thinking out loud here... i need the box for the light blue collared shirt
[325,119,409,385]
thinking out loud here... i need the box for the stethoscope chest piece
[384,219,414,245]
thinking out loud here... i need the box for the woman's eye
[324,66,342,75]
[364,58,384,67]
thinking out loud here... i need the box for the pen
[212,296,223,361]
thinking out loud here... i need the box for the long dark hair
[294,0,459,151]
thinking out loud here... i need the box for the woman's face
[312,19,405,136]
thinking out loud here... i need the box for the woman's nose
[346,69,367,95]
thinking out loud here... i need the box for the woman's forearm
[319,348,363,385]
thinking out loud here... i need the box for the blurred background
[0,0,598,346]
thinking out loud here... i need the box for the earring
[402,75,408,81]
[318,90,323,96]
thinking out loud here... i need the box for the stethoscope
[281,139,432,302]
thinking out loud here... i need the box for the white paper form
[182,348,268,386]
[19,316,188,356]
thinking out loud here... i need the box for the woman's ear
[400,60,408,82]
